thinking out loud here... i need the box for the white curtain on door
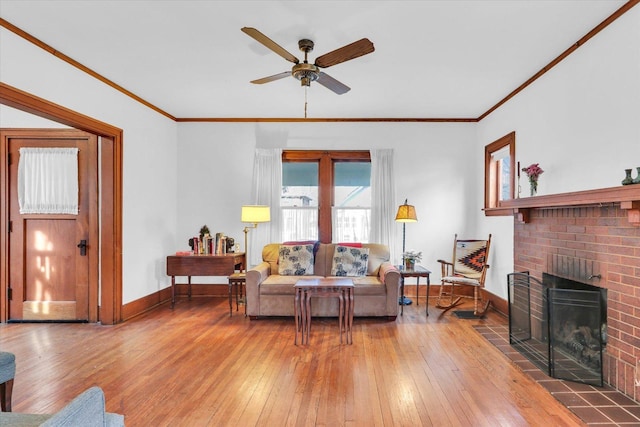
[249,148,282,267]
[17,147,79,215]
[369,149,396,260]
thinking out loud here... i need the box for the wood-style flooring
[0,295,585,426]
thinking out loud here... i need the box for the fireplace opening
[508,272,606,387]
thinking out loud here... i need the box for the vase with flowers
[521,163,544,196]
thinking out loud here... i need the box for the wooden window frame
[282,150,371,243]
[484,132,515,216]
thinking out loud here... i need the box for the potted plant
[402,250,422,270]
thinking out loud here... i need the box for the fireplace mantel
[485,185,640,225]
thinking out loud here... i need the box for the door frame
[0,82,123,324]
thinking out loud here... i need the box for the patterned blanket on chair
[454,240,487,279]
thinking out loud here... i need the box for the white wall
[477,6,640,299]
[177,121,478,284]
[1,27,180,303]
[4,5,636,306]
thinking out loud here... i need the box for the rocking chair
[436,234,492,316]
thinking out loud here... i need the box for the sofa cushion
[351,276,387,295]
[283,240,320,256]
[41,386,110,427]
[278,244,315,276]
[330,245,369,277]
[262,242,391,277]
[261,274,323,295]
[0,413,50,426]
[0,387,125,427]
[260,274,386,296]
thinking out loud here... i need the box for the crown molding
[2,0,638,123]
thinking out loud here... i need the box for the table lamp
[241,205,271,271]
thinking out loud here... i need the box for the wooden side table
[399,265,432,316]
[228,272,246,316]
[294,278,354,345]
[166,253,245,308]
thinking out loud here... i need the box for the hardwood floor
[0,296,584,426]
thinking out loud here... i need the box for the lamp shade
[241,205,271,223]
[395,201,418,223]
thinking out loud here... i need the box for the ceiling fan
[241,27,375,95]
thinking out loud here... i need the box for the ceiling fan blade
[250,71,291,84]
[316,72,350,95]
[241,27,299,64]
[314,38,374,68]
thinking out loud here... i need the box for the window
[282,151,371,243]
[485,132,515,212]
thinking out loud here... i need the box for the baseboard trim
[121,283,231,321]
[120,283,508,322]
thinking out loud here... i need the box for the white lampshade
[241,205,271,223]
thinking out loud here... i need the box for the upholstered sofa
[246,243,401,319]
[0,386,124,426]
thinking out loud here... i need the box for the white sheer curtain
[281,207,317,241]
[249,148,282,267]
[18,147,79,214]
[369,149,397,260]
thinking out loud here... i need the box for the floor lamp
[241,205,271,272]
[395,199,418,304]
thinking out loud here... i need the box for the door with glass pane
[6,130,98,321]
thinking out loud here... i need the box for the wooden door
[6,130,98,321]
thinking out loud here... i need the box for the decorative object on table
[189,224,213,254]
[622,169,634,185]
[241,205,271,271]
[199,225,210,239]
[521,163,544,196]
[633,167,640,184]
[215,232,225,254]
[226,237,235,253]
[402,250,422,270]
[395,199,418,305]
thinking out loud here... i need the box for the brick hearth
[513,204,640,401]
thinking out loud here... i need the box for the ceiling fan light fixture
[292,63,319,86]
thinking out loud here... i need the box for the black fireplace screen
[507,272,605,387]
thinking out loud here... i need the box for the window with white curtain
[17,147,79,214]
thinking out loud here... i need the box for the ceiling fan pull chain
[304,86,308,118]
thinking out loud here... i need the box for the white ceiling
[0,0,628,119]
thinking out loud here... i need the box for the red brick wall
[514,205,640,400]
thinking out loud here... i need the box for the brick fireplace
[509,194,640,400]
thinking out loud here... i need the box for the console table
[166,253,245,308]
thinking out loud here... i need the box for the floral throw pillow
[330,245,369,277]
[278,244,315,276]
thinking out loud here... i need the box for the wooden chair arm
[437,259,454,278]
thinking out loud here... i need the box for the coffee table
[294,278,354,345]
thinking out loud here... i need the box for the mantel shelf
[484,185,640,225]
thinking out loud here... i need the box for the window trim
[484,132,515,213]
[282,150,371,243]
